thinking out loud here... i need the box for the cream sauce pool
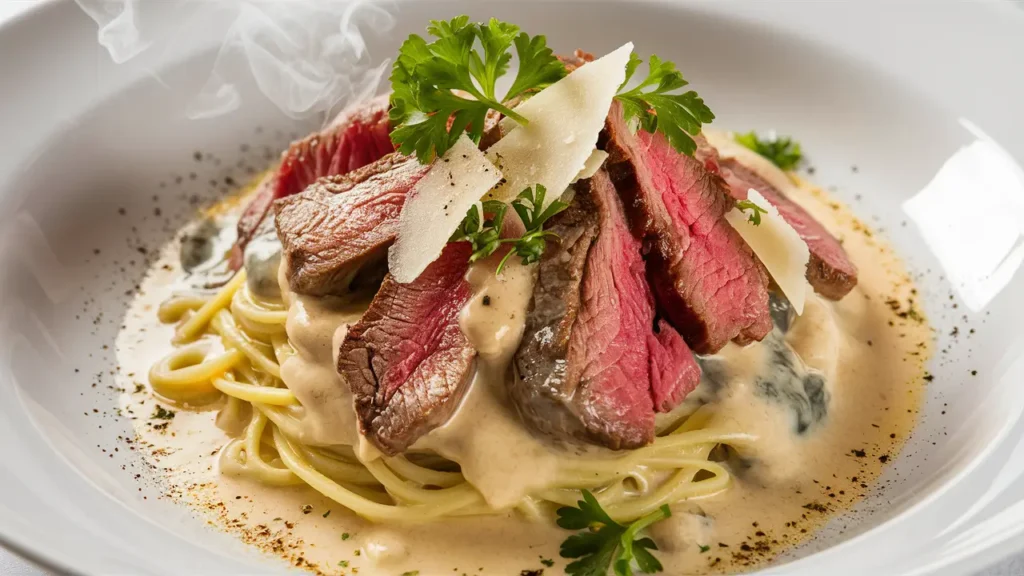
[115,144,932,575]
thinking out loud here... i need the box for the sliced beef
[338,242,476,455]
[274,153,430,296]
[512,170,700,450]
[275,94,394,200]
[602,103,772,354]
[231,95,394,267]
[228,174,276,270]
[716,157,858,300]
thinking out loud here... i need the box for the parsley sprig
[390,16,567,163]
[735,131,803,171]
[615,53,715,157]
[450,184,568,275]
[735,199,768,226]
[557,490,671,576]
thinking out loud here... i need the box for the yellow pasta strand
[174,270,247,344]
[211,309,281,379]
[154,262,743,525]
[149,341,242,404]
[213,378,298,406]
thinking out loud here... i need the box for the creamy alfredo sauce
[116,147,931,575]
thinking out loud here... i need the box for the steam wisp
[75,0,397,121]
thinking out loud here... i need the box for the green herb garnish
[390,16,566,163]
[734,131,803,171]
[735,199,768,226]
[450,200,509,263]
[615,53,715,157]
[698,544,710,554]
[341,532,351,540]
[556,490,671,576]
[450,184,568,275]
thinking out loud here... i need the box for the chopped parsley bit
[540,558,555,567]
[556,489,671,576]
[450,184,569,275]
[401,572,420,576]
[735,199,768,226]
[322,510,331,518]
[698,544,710,554]
[389,16,566,163]
[151,405,175,420]
[616,53,715,157]
[734,131,803,171]
[133,383,144,393]
[301,504,313,514]
[354,549,361,556]
[341,532,351,540]
[339,560,349,567]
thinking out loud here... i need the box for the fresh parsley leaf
[615,53,715,157]
[557,490,672,576]
[498,184,568,274]
[633,539,663,573]
[390,17,566,163]
[450,185,568,276]
[471,18,519,101]
[735,199,768,226]
[697,544,710,554]
[450,200,509,264]
[734,131,803,171]
[506,32,566,100]
[613,506,671,576]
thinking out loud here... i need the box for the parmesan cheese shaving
[571,149,609,184]
[485,43,633,206]
[389,135,502,283]
[726,189,811,314]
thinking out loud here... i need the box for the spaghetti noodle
[150,269,748,524]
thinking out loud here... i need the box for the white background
[0,1,1021,575]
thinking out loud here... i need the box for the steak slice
[231,95,394,267]
[229,173,276,270]
[512,170,701,450]
[274,153,430,296]
[602,103,772,354]
[276,94,394,200]
[716,157,858,300]
[338,243,476,455]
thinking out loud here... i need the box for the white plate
[2,1,1024,574]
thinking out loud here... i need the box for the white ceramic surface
[2,1,1024,575]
